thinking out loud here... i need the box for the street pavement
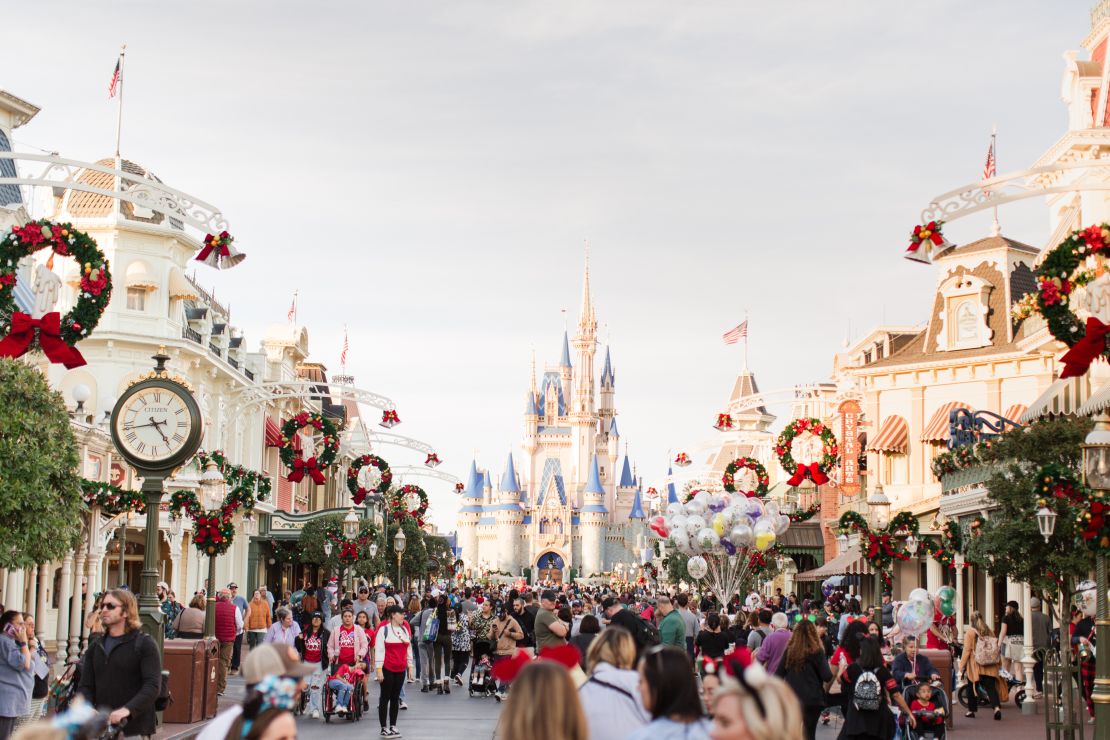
[295,678,502,740]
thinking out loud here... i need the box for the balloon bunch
[895,588,937,638]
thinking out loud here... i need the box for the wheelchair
[322,670,365,723]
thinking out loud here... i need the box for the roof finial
[578,241,595,332]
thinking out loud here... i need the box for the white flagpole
[991,125,1000,236]
[743,309,750,372]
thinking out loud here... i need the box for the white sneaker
[311,710,320,719]
[390,726,402,737]
[399,702,408,710]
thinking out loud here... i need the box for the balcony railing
[182,326,202,344]
[208,342,221,357]
[228,356,239,369]
[244,368,254,381]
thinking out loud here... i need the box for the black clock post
[110,350,204,654]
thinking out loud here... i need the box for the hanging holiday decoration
[930,439,993,478]
[646,487,658,498]
[0,220,112,368]
[722,457,770,498]
[194,449,271,509]
[674,452,692,467]
[1036,463,1086,504]
[194,230,245,269]
[929,520,968,570]
[714,414,734,431]
[776,418,838,487]
[455,482,465,493]
[270,540,302,564]
[380,409,401,428]
[904,220,952,264]
[190,513,236,555]
[279,412,340,485]
[80,480,144,515]
[323,519,376,562]
[346,453,392,505]
[389,484,429,526]
[424,452,442,468]
[838,510,920,571]
[1076,488,1110,554]
[1026,223,1110,378]
[788,500,822,523]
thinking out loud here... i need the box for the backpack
[301,593,318,613]
[853,669,882,711]
[974,634,1001,666]
[635,617,661,649]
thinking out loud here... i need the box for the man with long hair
[77,589,161,737]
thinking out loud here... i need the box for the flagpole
[115,45,126,158]
[991,125,1000,236]
[743,308,749,372]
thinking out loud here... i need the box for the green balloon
[939,599,956,617]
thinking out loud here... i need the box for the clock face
[113,385,197,466]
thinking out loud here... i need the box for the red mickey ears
[722,646,754,676]
[489,644,584,684]
[538,643,582,670]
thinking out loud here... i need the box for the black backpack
[635,617,661,649]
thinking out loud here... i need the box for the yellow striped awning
[866,415,909,453]
[795,546,874,581]
[920,401,971,443]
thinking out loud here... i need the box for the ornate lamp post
[1081,413,1110,734]
[343,508,360,593]
[394,529,407,592]
[867,483,891,604]
[200,460,226,637]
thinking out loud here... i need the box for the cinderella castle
[456,261,650,583]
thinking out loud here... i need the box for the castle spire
[577,243,596,335]
[500,452,521,493]
[560,330,572,368]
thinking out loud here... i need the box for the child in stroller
[903,681,948,740]
[469,639,498,698]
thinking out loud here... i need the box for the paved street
[295,679,502,740]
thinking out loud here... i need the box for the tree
[355,516,428,588]
[966,415,1094,596]
[0,359,83,567]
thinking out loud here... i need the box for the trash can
[921,648,953,729]
[201,638,220,719]
[163,638,211,724]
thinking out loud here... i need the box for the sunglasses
[100,603,121,611]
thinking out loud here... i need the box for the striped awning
[265,417,283,448]
[866,415,909,453]
[920,401,971,443]
[168,266,199,301]
[1023,376,1093,422]
[1003,404,1028,424]
[1078,377,1110,417]
[795,546,873,581]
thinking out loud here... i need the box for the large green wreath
[0,220,112,363]
[930,520,966,570]
[168,490,241,556]
[195,449,271,509]
[839,510,919,571]
[347,453,392,505]
[81,480,144,516]
[775,418,838,486]
[390,484,429,527]
[323,519,378,562]
[721,457,770,497]
[279,411,340,484]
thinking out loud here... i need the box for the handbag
[974,633,1001,666]
[423,616,440,643]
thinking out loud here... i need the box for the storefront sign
[838,399,862,495]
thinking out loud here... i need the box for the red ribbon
[195,242,230,264]
[352,489,367,506]
[1060,317,1110,378]
[908,222,945,252]
[287,456,326,485]
[786,462,829,487]
[0,312,86,368]
[341,542,358,559]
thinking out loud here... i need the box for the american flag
[722,320,748,345]
[108,59,121,99]
[340,327,349,367]
[287,290,297,322]
[982,133,996,193]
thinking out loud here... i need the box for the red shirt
[924,610,954,650]
[303,633,323,665]
[337,625,357,665]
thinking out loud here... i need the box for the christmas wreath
[788,500,821,523]
[168,490,241,556]
[1029,223,1110,378]
[775,418,838,486]
[929,521,968,570]
[389,484,429,526]
[722,457,770,497]
[323,520,376,562]
[194,450,271,509]
[1036,463,1086,504]
[80,480,144,515]
[347,454,392,505]
[0,220,112,368]
[643,563,658,580]
[279,411,340,484]
[839,510,919,571]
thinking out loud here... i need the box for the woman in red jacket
[374,605,415,738]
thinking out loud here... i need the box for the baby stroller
[900,681,949,740]
[322,666,364,723]
[469,640,497,698]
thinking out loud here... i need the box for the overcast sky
[5,1,1092,528]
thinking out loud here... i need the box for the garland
[346,454,392,505]
[748,545,783,578]
[270,540,302,564]
[929,520,968,570]
[323,520,376,562]
[721,457,770,497]
[279,411,340,484]
[839,510,919,571]
[194,450,271,509]
[80,480,144,515]
[389,484,429,527]
[1031,223,1110,378]
[931,440,994,478]
[788,500,821,523]
[775,418,838,486]
[1036,463,1086,504]
[0,220,112,368]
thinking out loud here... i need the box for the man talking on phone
[78,589,162,738]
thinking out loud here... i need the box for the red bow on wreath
[288,456,326,485]
[0,312,86,368]
[786,462,829,487]
[340,541,359,559]
[1059,316,1110,379]
[195,231,245,269]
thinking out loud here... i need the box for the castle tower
[455,460,484,566]
[614,452,637,520]
[494,452,524,573]
[524,353,539,457]
[580,453,608,576]
[559,331,572,409]
[570,256,599,501]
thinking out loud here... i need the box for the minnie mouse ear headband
[720,647,769,717]
[491,643,581,684]
[254,675,299,712]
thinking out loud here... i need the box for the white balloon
[687,555,708,580]
[730,524,755,548]
[773,514,790,536]
[666,503,683,518]
[695,527,719,552]
[670,527,690,552]
[753,518,777,551]
[686,515,707,534]
[765,501,780,517]
[908,587,931,604]
[718,492,733,509]
[745,498,765,518]
[686,497,707,516]
[669,514,688,531]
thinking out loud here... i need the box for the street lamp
[394,529,407,591]
[1035,505,1057,544]
[867,483,891,604]
[368,543,379,558]
[199,460,225,637]
[1082,411,1110,732]
[324,541,333,558]
[242,512,256,537]
[342,508,359,593]
[905,534,918,557]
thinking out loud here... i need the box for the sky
[4,1,1094,528]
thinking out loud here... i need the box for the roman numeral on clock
[135,441,146,453]
[173,433,184,443]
